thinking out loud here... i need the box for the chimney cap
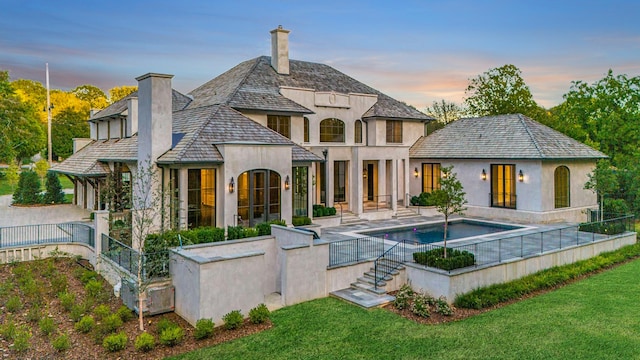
[135,73,174,81]
[270,25,290,34]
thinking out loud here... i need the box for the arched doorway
[237,169,281,227]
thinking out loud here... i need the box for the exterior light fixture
[229,177,235,193]
[414,167,419,178]
[481,169,487,181]
[363,168,368,178]
[284,175,290,190]
[518,170,524,182]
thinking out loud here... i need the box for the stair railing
[373,240,408,290]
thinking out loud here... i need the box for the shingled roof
[187,56,431,121]
[158,104,323,164]
[410,114,607,160]
[52,136,138,176]
[90,90,192,121]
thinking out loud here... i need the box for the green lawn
[0,173,73,196]
[172,258,640,360]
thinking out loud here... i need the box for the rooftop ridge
[517,114,544,158]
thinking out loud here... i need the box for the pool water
[368,220,522,244]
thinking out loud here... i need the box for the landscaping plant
[194,318,215,340]
[135,332,156,352]
[223,310,244,330]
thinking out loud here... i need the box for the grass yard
[0,173,73,196]
[172,258,640,360]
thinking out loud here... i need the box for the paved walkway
[0,193,92,227]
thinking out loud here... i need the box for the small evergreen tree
[13,170,41,204]
[44,171,65,204]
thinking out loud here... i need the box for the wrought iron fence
[0,223,94,249]
[328,236,385,267]
[101,234,169,281]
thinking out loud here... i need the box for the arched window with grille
[554,166,570,208]
[354,120,362,143]
[320,118,345,143]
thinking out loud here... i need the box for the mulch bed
[0,257,271,359]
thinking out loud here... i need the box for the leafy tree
[34,159,49,181]
[425,99,466,134]
[52,107,90,159]
[5,162,20,191]
[13,170,41,205]
[11,79,46,109]
[0,71,46,163]
[72,84,108,109]
[430,166,467,257]
[584,159,618,221]
[108,86,137,104]
[464,64,547,119]
[43,171,65,204]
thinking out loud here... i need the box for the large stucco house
[53,27,604,235]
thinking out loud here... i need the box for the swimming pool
[366,220,523,244]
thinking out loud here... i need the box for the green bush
[43,171,65,204]
[98,314,123,335]
[312,204,337,217]
[85,279,106,300]
[26,305,41,323]
[223,310,244,330]
[410,293,431,318]
[39,317,55,336]
[51,273,68,294]
[6,295,22,313]
[70,304,87,322]
[191,227,225,243]
[0,319,16,340]
[58,292,75,311]
[194,318,214,340]
[79,270,98,284]
[52,333,70,352]
[160,326,185,347]
[155,318,178,335]
[411,192,436,206]
[413,247,475,271]
[12,327,31,352]
[12,170,41,205]
[75,315,95,333]
[116,305,134,322]
[435,297,454,316]
[292,216,312,226]
[93,304,110,320]
[393,284,414,310]
[103,331,128,352]
[226,225,246,240]
[135,332,155,352]
[249,304,270,324]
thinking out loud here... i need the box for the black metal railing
[101,234,169,281]
[0,223,94,249]
[489,193,517,209]
[328,236,385,267]
[373,241,407,289]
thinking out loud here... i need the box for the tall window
[422,163,441,193]
[169,169,180,229]
[554,166,570,208]
[303,117,310,142]
[320,118,345,142]
[354,120,363,143]
[386,120,403,143]
[187,169,216,229]
[334,161,347,202]
[293,167,308,216]
[491,164,516,209]
[267,115,290,139]
[112,162,131,212]
[237,170,281,227]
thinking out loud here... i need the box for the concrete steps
[340,211,368,225]
[393,207,421,220]
[330,258,404,308]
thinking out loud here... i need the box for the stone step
[351,280,388,295]
[357,276,386,287]
[363,271,393,281]
[330,288,395,309]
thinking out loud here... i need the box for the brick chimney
[270,25,290,75]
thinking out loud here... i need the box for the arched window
[354,120,362,143]
[320,118,345,143]
[237,169,281,227]
[554,166,570,208]
[303,117,310,142]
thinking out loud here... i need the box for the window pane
[320,118,345,143]
[354,120,362,143]
[267,115,290,139]
[303,117,310,142]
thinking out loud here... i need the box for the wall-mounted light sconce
[229,177,235,193]
[284,175,290,190]
[414,167,419,178]
[481,169,487,181]
[363,168,368,178]
[518,170,524,182]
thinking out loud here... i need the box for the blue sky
[1,0,639,109]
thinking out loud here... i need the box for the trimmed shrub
[6,295,22,313]
[249,304,270,324]
[12,327,31,352]
[43,171,65,204]
[51,273,68,294]
[93,304,110,320]
[159,326,185,347]
[75,315,95,333]
[103,332,128,352]
[12,170,41,205]
[26,305,41,323]
[413,247,475,271]
[39,317,56,336]
[135,332,155,352]
[223,310,244,330]
[393,284,414,310]
[435,297,454,316]
[52,333,71,352]
[226,225,246,240]
[69,304,85,323]
[85,279,106,300]
[292,216,312,226]
[155,318,177,335]
[0,320,16,340]
[312,204,336,217]
[191,227,225,243]
[58,292,75,311]
[410,293,431,318]
[194,318,214,340]
[116,305,134,322]
[98,314,123,335]
[79,270,98,284]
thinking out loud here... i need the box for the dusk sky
[2,0,639,110]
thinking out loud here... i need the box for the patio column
[391,159,398,212]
